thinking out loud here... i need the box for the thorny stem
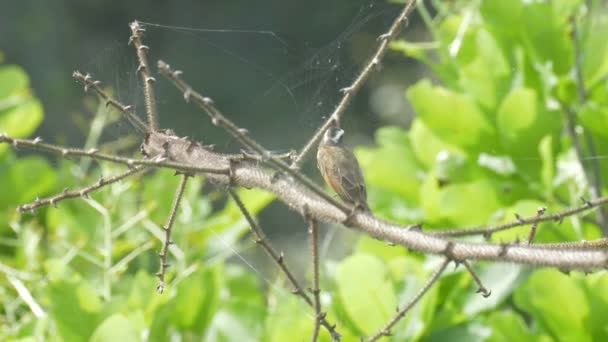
[17,166,148,213]
[365,258,450,342]
[156,174,189,294]
[431,196,608,238]
[305,207,322,342]
[157,61,353,215]
[529,239,608,249]
[0,135,231,176]
[461,260,491,298]
[72,71,148,133]
[570,15,608,236]
[290,0,417,169]
[527,207,546,244]
[227,188,341,341]
[4,132,608,270]
[129,21,159,131]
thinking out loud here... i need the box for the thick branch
[5,131,608,271]
[141,130,608,271]
[291,0,417,169]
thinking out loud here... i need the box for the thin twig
[461,260,491,298]
[305,206,323,342]
[129,21,159,131]
[227,188,341,341]
[527,207,546,244]
[570,15,608,235]
[72,71,148,133]
[156,174,189,294]
[157,61,352,215]
[365,258,450,342]
[0,134,231,176]
[17,166,148,213]
[431,197,608,237]
[290,0,417,169]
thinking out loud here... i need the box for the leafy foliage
[2,0,608,341]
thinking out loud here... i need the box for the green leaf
[169,264,221,332]
[409,119,464,170]
[206,265,265,342]
[48,279,103,342]
[90,314,140,342]
[582,9,608,88]
[519,2,573,75]
[0,156,56,208]
[579,101,608,139]
[436,179,501,226]
[538,135,554,194]
[356,126,421,205]
[485,311,552,342]
[462,264,525,317]
[460,28,511,110]
[0,98,43,138]
[514,270,592,342]
[496,87,561,180]
[407,79,495,153]
[0,65,30,99]
[336,253,397,336]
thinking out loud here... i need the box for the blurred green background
[3,0,608,341]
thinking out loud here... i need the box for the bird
[317,125,370,212]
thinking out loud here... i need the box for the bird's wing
[336,151,367,204]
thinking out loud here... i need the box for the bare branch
[461,260,491,298]
[5,131,608,271]
[17,166,148,213]
[129,20,159,131]
[431,198,608,238]
[156,174,189,294]
[291,0,417,169]
[72,71,148,133]
[526,207,546,244]
[530,239,608,250]
[305,206,323,342]
[0,134,231,176]
[365,258,450,342]
[227,188,341,341]
[157,60,352,215]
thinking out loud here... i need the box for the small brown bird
[317,126,370,212]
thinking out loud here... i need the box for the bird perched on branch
[317,125,370,213]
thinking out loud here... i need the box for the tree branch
[305,207,323,342]
[227,188,341,341]
[291,0,417,169]
[17,166,148,213]
[6,131,608,271]
[431,198,607,238]
[72,71,148,133]
[156,174,189,294]
[365,258,450,342]
[129,21,159,131]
